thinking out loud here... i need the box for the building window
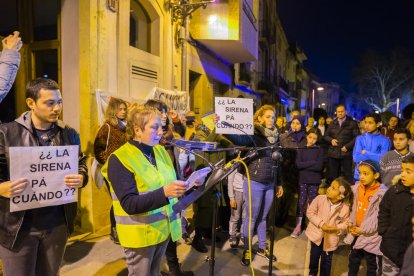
[130,0,150,52]
[33,49,58,81]
[33,0,59,41]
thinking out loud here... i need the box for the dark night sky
[277,0,414,91]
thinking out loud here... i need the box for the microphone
[165,140,216,170]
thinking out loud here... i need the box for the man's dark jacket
[0,111,88,249]
[323,115,359,158]
[378,182,414,267]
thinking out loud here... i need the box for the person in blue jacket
[353,113,391,181]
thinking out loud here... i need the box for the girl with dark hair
[291,129,324,238]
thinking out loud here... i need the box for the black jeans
[327,156,353,184]
[0,223,68,276]
[348,248,381,276]
[165,238,178,266]
[309,240,333,276]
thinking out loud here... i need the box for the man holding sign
[0,78,88,276]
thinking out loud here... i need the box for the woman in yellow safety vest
[102,106,187,275]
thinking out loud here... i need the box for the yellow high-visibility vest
[102,143,182,248]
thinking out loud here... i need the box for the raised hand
[2,31,22,51]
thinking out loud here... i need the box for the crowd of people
[0,31,413,276]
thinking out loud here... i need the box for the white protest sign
[215,97,254,135]
[9,145,79,212]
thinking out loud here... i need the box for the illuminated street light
[312,86,324,116]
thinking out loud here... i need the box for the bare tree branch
[354,48,414,111]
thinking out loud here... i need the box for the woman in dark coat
[225,104,283,266]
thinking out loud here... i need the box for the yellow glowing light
[208,15,218,25]
[207,14,229,39]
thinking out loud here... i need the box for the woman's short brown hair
[126,106,160,139]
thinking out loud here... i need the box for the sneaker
[290,225,302,238]
[241,250,251,266]
[182,233,192,245]
[256,247,277,262]
[229,236,240,248]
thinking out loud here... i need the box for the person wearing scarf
[225,105,283,266]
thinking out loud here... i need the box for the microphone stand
[221,121,284,275]
[268,163,280,276]
[167,140,244,276]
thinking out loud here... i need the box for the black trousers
[327,156,354,184]
[165,238,178,265]
[309,240,333,276]
[0,223,68,276]
[348,248,381,276]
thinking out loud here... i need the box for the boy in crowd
[353,113,391,181]
[381,116,399,142]
[378,155,414,275]
[380,128,414,187]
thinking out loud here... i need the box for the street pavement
[60,226,363,276]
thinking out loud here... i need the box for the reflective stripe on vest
[114,211,180,225]
[101,143,182,248]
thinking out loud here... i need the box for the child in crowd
[353,113,391,181]
[227,170,245,248]
[379,155,414,275]
[380,128,414,187]
[291,129,324,238]
[305,177,352,276]
[344,160,387,276]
